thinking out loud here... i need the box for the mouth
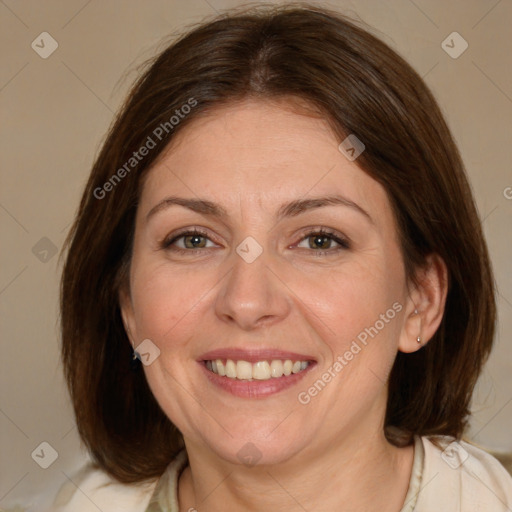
[198,349,316,398]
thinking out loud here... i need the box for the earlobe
[413,309,423,346]
[398,254,448,353]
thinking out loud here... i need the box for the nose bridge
[214,236,291,329]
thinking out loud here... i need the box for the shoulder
[416,435,512,511]
[47,463,157,512]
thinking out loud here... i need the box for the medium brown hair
[60,3,496,483]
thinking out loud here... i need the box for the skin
[120,98,448,511]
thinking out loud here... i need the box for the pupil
[313,235,329,249]
[186,235,204,248]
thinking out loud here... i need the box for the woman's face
[121,99,417,465]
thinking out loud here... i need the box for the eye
[162,228,218,253]
[295,228,350,255]
[161,227,350,256]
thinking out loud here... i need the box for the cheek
[293,254,405,374]
[129,260,216,345]
[300,261,392,334]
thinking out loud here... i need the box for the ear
[398,253,448,353]
[119,285,137,348]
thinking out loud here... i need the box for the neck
[178,426,414,512]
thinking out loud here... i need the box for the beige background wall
[1,0,511,509]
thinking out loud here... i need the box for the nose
[214,246,292,331]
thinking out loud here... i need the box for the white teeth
[252,361,270,380]
[270,360,284,378]
[206,359,310,381]
[216,359,226,376]
[225,359,237,378]
[236,360,253,380]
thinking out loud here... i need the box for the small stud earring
[130,348,141,370]
[414,309,421,344]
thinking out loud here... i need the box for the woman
[52,3,512,511]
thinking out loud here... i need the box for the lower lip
[199,361,316,399]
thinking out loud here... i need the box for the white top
[38,436,512,511]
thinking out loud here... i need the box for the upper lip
[199,348,316,363]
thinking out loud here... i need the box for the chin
[200,426,310,468]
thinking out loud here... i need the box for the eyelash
[161,227,350,257]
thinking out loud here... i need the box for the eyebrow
[145,194,372,224]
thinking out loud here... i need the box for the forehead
[139,99,390,221]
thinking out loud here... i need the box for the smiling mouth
[204,359,311,381]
